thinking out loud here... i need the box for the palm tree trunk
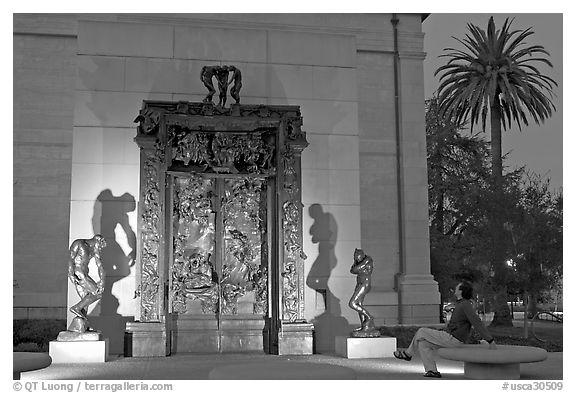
[489,102,513,327]
[435,190,445,234]
[523,291,529,339]
[527,290,538,319]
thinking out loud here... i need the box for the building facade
[13,13,440,354]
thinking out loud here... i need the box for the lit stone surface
[209,361,356,380]
[78,21,173,58]
[49,339,109,363]
[335,336,397,359]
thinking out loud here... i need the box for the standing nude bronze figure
[68,235,107,320]
[228,65,242,104]
[200,65,243,107]
[200,65,218,104]
[215,66,230,107]
[348,248,381,337]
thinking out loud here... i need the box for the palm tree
[434,16,557,326]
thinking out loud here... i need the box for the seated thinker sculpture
[393,280,497,378]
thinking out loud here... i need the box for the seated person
[393,280,497,378]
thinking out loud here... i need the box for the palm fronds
[435,16,557,133]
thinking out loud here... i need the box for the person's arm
[357,257,373,275]
[67,258,77,284]
[350,261,359,274]
[353,256,372,271]
[94,251,106,294]
[462,301,496,346]
[67,244,80,284]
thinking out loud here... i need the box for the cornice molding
[73,13,425,43]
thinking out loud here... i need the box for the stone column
[395,52,440,324]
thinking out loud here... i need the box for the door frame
[130,100,313,356]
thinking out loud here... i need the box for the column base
[397,274,441,324]
[125,321,169,357]
[277,321,314,355]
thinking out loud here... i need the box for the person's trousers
[405,327,462,372]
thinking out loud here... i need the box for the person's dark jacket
[445,299,494,343]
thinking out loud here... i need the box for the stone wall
[13,16,78,319]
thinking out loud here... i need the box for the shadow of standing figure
[307,204,351,352]
[89,190,137,353]
[306,204,337,306]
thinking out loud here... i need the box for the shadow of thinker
[91,190,137,317]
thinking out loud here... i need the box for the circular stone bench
[209,361,357,380]
[13,352,52,380]
[437,344,547,379]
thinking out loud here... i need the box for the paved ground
[20,317,563,381]
[21,351,562,380]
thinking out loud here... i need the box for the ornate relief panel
[169,129,276,175]
[221,178,268,315]
[135,140,164,322]
[170,175,218,315]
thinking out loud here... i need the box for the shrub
[13,319,66,352]
[13,342,42,352]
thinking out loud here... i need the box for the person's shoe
[423,370,442,378]
[393,349,412,361]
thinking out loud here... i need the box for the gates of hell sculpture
[126,69,312,355]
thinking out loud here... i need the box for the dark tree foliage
[505,173,563,318]
[426,98,561,317]
[434,16,557,326]
[426,96,492,301]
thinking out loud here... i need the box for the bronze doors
[168,173,272,352]
[130,101,313,357]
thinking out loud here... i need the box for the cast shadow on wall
[89,189,136,353]
[306,203,351,353]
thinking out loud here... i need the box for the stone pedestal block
[335,336,397,359]
[49,339,108,363]
[277,322,314,355]
[124,321,169,357]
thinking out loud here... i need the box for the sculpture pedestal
[335,336,396,359]
[49,339,109,363]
